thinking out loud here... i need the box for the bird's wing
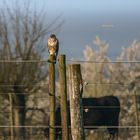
[56,39,59,56]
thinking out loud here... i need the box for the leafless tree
[0,2,62,138]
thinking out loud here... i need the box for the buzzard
[47,34,59,61]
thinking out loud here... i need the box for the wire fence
[0,59,140,63]
[0,60,140,140]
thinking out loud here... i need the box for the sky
[1,0,140,59]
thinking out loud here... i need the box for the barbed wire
[0,125,140,129]
[67,60,140,63]
[1,59,140,136]
[0,93,139,97]
[0,59,140,63]
[83,82,129,86]
[0,94,139,99]
[0,105,121,110]
[0,84,49,87]
[0,60,48,63]
[0,82,135,87]
[0,92,49,95]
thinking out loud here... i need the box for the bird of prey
[47,34,59,62]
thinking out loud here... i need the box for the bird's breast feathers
[49,47,57,55]
[48,40,58,55]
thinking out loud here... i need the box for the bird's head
[50,34,56,38]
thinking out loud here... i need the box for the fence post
[58,55,69,140]
[68,64,85,140]
[48,55,56,140]
[133,88,140,140]
[9,94,14,140]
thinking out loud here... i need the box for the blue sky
[1,0,140,59]
[46,0,140,59]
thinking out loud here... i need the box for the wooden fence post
[48,55,56,140]
[68,64,85,140]
[133,88,140,140]
[9,94,14,140]
[58,54,69,140]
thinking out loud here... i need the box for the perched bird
[47,34,59,62]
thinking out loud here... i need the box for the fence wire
[0,59,140,63]
[0,59,140,139]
